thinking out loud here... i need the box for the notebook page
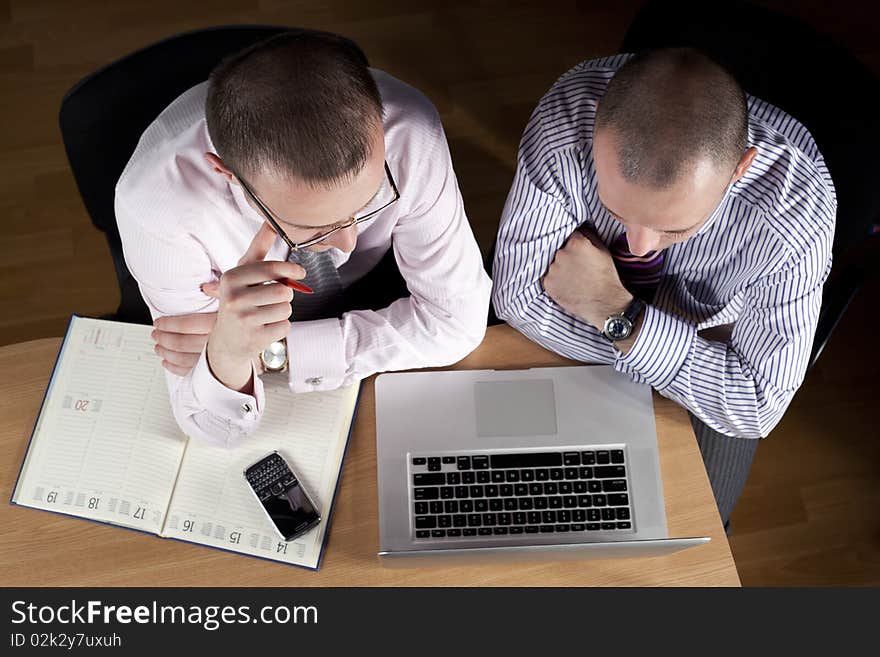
[162,378,358,569]
[12,317,187,534]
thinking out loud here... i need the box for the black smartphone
[244,451,321,541]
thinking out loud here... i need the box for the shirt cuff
[191,347,264,423]
[287,318,346,393]
[615,304,695,391]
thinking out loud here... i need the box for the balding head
[595,48,748,188]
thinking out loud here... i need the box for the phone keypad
[246,453,298,501]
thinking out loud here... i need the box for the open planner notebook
[11,316,359,570]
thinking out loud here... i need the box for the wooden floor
[0,0,877,586]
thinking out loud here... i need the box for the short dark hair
[206,31,383,188]
[594,48,748,188]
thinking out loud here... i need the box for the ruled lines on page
[162,378,358,568]
[12,318,187,534]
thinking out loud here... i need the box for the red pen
[280,279,314,294]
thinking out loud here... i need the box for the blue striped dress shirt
[493,54,836,439]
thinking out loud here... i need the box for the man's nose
[324,223,358,253]
[625,226,661,256]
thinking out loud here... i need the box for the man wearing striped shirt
[492,49,836,527]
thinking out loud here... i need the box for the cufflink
[305,377,323,386]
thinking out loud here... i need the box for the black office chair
[59,25,370,325]
[619,0,880,371]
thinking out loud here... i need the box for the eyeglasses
[237,161,400,250]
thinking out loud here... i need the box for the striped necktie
[609,232,665,303]
[286,248,344,321]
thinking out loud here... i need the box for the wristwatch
[601,297,646,342]
[259,338,288,373]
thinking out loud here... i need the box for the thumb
[200,280,221,298]
[238,221,280,266]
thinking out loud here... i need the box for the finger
[154,344,201,368]
[152,329,210,354]
[224,260,306,288]
[246,301,295,326]
[226,281,293,308]
[162,360,195,377]
[257,319,292,345]
[201,280,221,298]
[238,221,280,266]
[153,312,217,334]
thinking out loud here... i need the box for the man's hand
[205,222,304,393]
[542,225,633,329]
[152,312,218,376]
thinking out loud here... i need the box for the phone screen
[262,484,320,540]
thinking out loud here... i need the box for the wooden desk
[0,325,739,586]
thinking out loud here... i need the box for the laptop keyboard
[409,449,634,540]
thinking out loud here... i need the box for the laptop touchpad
[474,379,558,437]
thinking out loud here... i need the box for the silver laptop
[375,366,709,565]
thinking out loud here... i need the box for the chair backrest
[620,0,880,256]
[59,25,369,323]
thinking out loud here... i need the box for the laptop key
[414,487,439,500]
[596,451,611,465]
[564,468,579,480]
[540,526,555,533]
[588,481,603,493]
[415,516,437,529]
[529,483,542,496]
[447,529,462,537]
[475,500,488,512]
[472,456,489,469]
[534,498,548,509]
[556,525,570,532]
[549,497,563,509]
[542,511,557,524]
[498,512,512,525]
[594,465,626,479]
[527,512,541,524]
[559,482,573,494]
[416,530,430,538]
[491,471,505,483]
[460,500,474,513]
[608,494,629,506]
[442,456,456,464]
[412,457,427,466]
[430,501,443,514]
[455,486,469,498]
[514,484,528,496]
[525,526,540,533]
[592,495,607,507]
[467,514,482,527]
[573,510,586,522]
[574,481,588,493]
[415,502,428,515]
[457,456,471,470]
[611,450,625,464]
[482,513,497,526]
[462,472,476,484]
[602,479,628,492]
[563,496,578,508]
[558,510,571,523]
[513,512,526,524]
[586,523,600,531]
[469,485,484,497]
[510,526,524,534]
[535,469,550,481]
[582,452,596,465]
[520,470,535,481]
[500,484,514,496]
[563,452,581,466]
[616,508,630,520]
[601,509,616,521]
[453,515,468,527]
[441,487,454,499]
[428,457,442,471]
[544,483,558,495]
[550,468,564,480]
[518,498,533,510]
[587,509,601,522]
[446,472,461,485]
[479,528,493,536]
[463,528,477,536]
[571,523,585,531]
[577,496,592,507]
[489,499,503,511]
[506,470,520,482]
[438,515,453,527]
[477,472,491,483]
[494,527,508,535]
[579,467,593,479]
[601,522,616,530]
[504,498,518,511]
[617,522,632,530]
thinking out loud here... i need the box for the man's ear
[731,146,759,183]
[204,152,236,184]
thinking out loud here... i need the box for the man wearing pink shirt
[115,31,491,446]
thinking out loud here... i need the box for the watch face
[262,341,287,370]
[604,316,632,341]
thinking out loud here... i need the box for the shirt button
[305,377,323,386]
[241,402,253,413]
